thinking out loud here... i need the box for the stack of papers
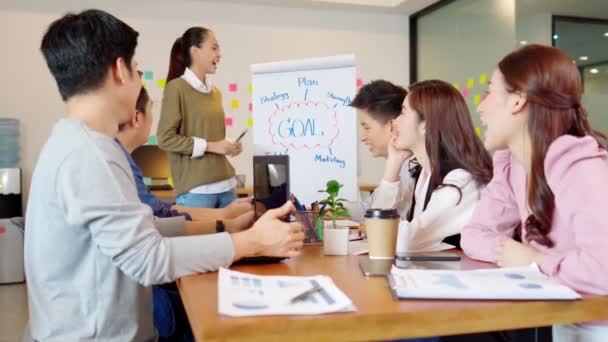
[219,268,355,317]
[388,264,581,300]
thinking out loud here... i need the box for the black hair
[135,86,150,115]
[166,27,211,82]
[349,80,408,124]
[40,9,139,101]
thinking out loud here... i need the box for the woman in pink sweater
[461,44,608,341]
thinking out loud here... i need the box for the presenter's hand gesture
[208,139,242,157]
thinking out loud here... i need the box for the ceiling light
[604,32,608,37]
[590,68,599,74]
[553,34,559,40]
[520,40,528,45]
[579,56,589,61]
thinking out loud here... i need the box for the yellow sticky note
[248,84,253,94]
[452,83,460,90]
[247,117,254,128]
[167,177,173,187]
[475,127,481,137]
[158,79,167,88]
[231,99,240,109]
[467,78,475,88]
[474,94,481,105]
[142,82,147,89]
[479,73,488,84]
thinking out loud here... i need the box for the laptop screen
[253,155,289,220]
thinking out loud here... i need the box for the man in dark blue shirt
[116,139,194,220]
[115,86,252,224]
[116,85,255,341]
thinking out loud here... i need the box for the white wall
[416,0,516,130]
[0,0,411,208]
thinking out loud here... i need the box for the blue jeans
[153,285,193,341]
[176,189,236,208]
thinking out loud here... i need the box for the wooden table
[177,246,608,341]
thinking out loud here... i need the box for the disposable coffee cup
[364,208,400,259]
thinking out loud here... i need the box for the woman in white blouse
[384,79,493,252]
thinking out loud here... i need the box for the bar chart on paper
[251,55,358,205]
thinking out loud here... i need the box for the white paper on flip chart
[218,268,355,317]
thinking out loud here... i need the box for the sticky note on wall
[473,94,481,105]
[247,117,254,128]
[453,83,460,90]
[461,88,469,98]
[148,135,157,145]
[475,127,481,137]
[248,84,253,94]
[158,79,167,88]
[144,71,154,80]
[225,117,233,127]
[228,83,238,92]
[479,73,488,84]
[231,99,240,109]
[356,78,363,87]
[467,78,475,88]
[248,102,253,112]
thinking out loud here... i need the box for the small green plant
[318,180,350,229]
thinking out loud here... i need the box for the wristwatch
[216,219,225,233]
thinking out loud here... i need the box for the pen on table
[290,194,304,211]
[288,285,323,304]
[319,203,327,212]
[310,201,319,212]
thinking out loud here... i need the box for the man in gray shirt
[26,9,304,341]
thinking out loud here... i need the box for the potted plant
[318,180,350,255]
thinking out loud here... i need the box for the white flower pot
[323,227,349,256]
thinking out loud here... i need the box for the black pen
[236,129,248,143]
[288,285,323,304]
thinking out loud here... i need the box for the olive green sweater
[157,78,235,196]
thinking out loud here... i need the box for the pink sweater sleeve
[461,150,520,262]
[538,136,608,295]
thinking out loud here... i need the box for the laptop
[235,155,290,264]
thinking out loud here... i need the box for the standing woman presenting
[158,27,242,208]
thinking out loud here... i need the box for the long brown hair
[498,44,607,247]
[407,79,493,208]
[166,27,211,82]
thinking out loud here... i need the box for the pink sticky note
[228,83,238,93]
[225,117,233,127]
[0,226,5,235]
[356,78,363,87]
[248,102,253,112]
[461,87,469,98]
[482,92,488,101]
